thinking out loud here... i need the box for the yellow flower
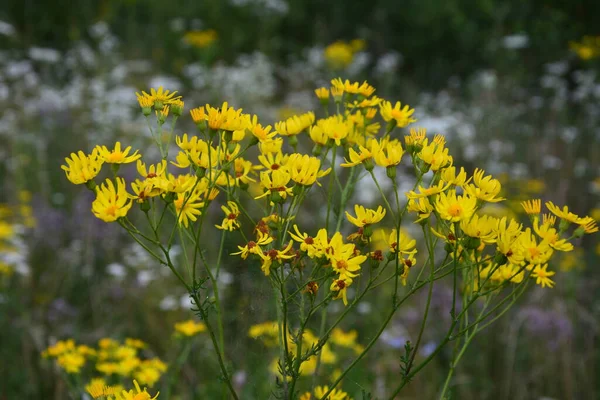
[340,145,372,168]
[545,201,583,224]
[183,29,218,48]
[86,378,119,399]
[330,328,358,348]
[174,191,204,228]
[418,139,452,171]
[331,78,376,97]
[136,160,167,180]
[174,320,206,337]
[258,241,295,276]
[379,100,417,128]
[577,216,598,234]
[119,379,159,400]
[519,228,553,265]
[521,199,541,215]
[232,231,274,259]
[205,102,247,131]
[441,166,469,187]
[469,168,505,203]
[407,197,434,223]
[275,112,315,136]
[533,218,573,252]
[287,153,331,186]
[57,351,86,374]
[61,149,104,185]
[330,277,352,306]
[136,86,181,108]
[405,181,451,199]
[215,201,241,231]
[255,170,294,200]
[460,214,498,244]
[530,264,555,288]
[190,106,206,123]
[372,139,404,167]
[97,142,141,164]
[315,87,330,100]
[324,41,355,69]
[435,190,477,222]
[92,178,133,222]
[314,385,350,400]
[405,127,427,148]
[345,204,386,227]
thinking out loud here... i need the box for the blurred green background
[0,0,599,398]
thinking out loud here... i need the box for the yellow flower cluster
[42,338,166,388]
[174,319,207,337]
[249,321,363,378]
[0,194,35,278]
[300,385,352,400]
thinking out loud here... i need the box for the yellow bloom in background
[531,264,555,288]
[96,142,141,164]
[345,204,386,227]
[380,100,417,128]
[215,201,241,231]
[569,35,600,60]
[287,153,331,186]
[183,29,218,48]
[92,178,133,222]
[314,385,350,400]
[174,320,206,337]
[324,41,355,69]
[61,149,104,185]
[435,190,478,222]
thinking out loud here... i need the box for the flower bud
[140,200,151,212]
[163,192,175,204]
[363,158,374,172]
[363,225,373,238]
[386,165,397,180]
[195,167,206,178]
[463,237,481,250]
[85,179,97,192]
[493,252,508,266]
[270,191,284,204]
[312,144,323,157]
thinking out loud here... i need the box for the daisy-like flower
[576,216,598,234]
[519,228,554,265]
[460,214,498,244]
[255,170,294,201]
[531,264,555,288]
[275,112,315,137]
[215,201,241,231]
[465,168,505,203]
[330,78,376,97]
[314,87,329,100]
[405,181,451,200]
[205,102,247,131]
[119,379,159,400]
[96,142,141,164]
[379,100,417,128]
[441,166,470,187]
[61,149,104,185]
[174,320,206,337]
[136,160,167,179]
[435,190,478,222]
[372,139,404,167]
[533,218,573,252]
[189,106,206,124]
[545,201,583,224]
[92,178,133,222]
[340,145,373,168]
[287,153,331,186]
[312,115,350,146]
[136,86,181,109]
[258,241,295,276]
[405,127,427,148]
[330,277,353,306]
[232,231,274,259]
[257,151,289,172]
[418,139,452,171]
[407,197,434,223]
[86,378,118,399]
[289,225,317,254]
[173,191,204,228]
[383,228,417,255]
[345,204,386,228]
[521,199,541,215]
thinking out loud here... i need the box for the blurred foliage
[2,0,600,88]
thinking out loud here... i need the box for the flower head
[61,149,104,185]
[215,201,241,231]
[380,100,416,128]
[435,190,478,222]
[174,320,206,337]
[92,178,133,222]
[97,142,141,164]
